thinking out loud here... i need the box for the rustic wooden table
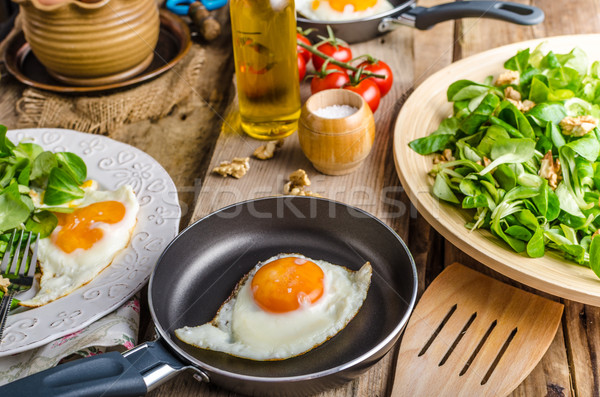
[1,0,598,396]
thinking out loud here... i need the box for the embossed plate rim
[0,128,181,356]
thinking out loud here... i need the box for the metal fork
[0,230,39,343]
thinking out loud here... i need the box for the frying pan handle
[0,351,147,396]
[0,339,207,396]
[380,1,544,32]
[408,1,544,30]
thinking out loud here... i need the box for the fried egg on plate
[175,253,372,361]
[20,184,139,307]
[296,0,393,21]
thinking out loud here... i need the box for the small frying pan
[298,0,544,43]
[0,197,417,396]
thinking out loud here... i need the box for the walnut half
[496,70,520,86]
[0,275,9,294]
[507,98,536,113]
[253,140,284,160]
[539,150,562,189]
[213,157,250,179]
[504,87,535,112]
[559,115,598,137]
[433,148,455,164]
[283,169,321,197]
[504,86,522,101]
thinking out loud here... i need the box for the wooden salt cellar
[298,89,375,176]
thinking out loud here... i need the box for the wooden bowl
[394,35,600,305]
[298,89,375,175]
[14,0,160,85]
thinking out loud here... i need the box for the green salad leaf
[25,210,58,239]
[56,152,87,185]
[0,128,88,238]
[409,134,454,155]
[0,180,31,231]
[43,167,85,206]
[0,126,14,158]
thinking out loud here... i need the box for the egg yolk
[312,0,377,12]
[80,180,96,189]
[53,201,126,253]
[251,257,324,313]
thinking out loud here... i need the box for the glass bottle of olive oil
[230,0,301,140]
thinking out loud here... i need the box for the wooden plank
[412,0,455,85]
[457,0,538,57]
[531,0,600,36]
[564,302,600,397]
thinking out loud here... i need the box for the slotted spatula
[391,263,564,397]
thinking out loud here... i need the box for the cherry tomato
[313,43,353,71]
[297,33,312,64]
[344,79,381,113]
[358,59,393,97]
[310,68,351,94]
[298,53,306,81]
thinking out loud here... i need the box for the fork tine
[0,230,17,274]
[7,230,25,275]
[26,233,39,278]
[19,232,33,276]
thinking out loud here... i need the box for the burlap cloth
[1,14,205,135]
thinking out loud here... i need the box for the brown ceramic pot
[15,0,160,86]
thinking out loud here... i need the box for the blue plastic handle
[0,352,147,397]
[0,339,189,396]
[166,0,227,14]
[166,0,191,15]
[201,0,227,11]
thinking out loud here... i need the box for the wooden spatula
[391,263,564,397]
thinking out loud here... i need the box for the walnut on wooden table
[253,140,284,160]
[283,169,321,197]
[213,157,250,179]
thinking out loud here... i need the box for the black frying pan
[298,0,544,43]
[0,197,418,396]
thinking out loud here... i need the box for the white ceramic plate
[0,128,181,356]
[394,35,600,306]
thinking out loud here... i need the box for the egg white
[175,253,372,361]
[296,0,393,21]
[20,184,139,307]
